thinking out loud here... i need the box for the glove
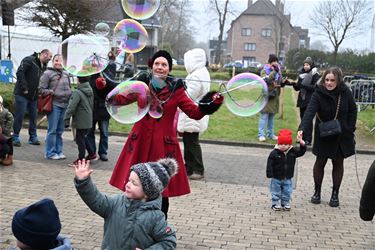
[198,91,224,115]
[96,77,107,89]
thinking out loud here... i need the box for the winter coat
[75,176,177,249]
[293,66,320,108]
[14,52,48,100]
[0,107,14,137]
[39,68,72,108]
[8,235,72,250]
[266,144,306,179]
[298,82,357,158]
[177,48,210,133]
[261,64,283,114]
[63,82,93,129]
[89,61,117,120]
[110,76,205,197]
[360,160,375,221]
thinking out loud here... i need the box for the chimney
[248,0,253,9]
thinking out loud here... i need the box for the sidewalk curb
[32,125,375,155]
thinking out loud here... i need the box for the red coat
[110,83,205,197]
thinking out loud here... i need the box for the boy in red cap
[266,129,306,211]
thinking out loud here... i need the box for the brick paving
[0,129,374,249]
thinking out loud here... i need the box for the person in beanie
[0,95,14,166]
[258,54,287,142]
[266,129,306,211]
[73,158,177,249]
[292,57,320,145]
[11,198,72,250]
[107,49,224,219]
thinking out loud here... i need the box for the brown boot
[2,154,13,166]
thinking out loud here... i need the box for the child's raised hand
[73,159,93,180]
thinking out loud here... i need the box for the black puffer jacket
[89,61,117,120]
[298,83,357,158]
[293,66,320,108]
[266,145,306,179]
[14,52,47,100]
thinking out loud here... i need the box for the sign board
[0,60,13,83]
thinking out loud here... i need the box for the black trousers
[300,107,313,143]
[182,132,204,175]
[161,197,169,220]
[75,129,89,159]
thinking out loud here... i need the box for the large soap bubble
[114,19,148,53]
[59,34,110,76]
[95,22,110,36]
[106,81,151,124]
[224,73,268,117]
[121,0,160,20]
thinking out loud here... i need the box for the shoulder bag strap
[316,94,341,122]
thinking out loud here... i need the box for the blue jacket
[75,176,176,250]
[9,235,72,250]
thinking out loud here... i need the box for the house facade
[226,0,309,66]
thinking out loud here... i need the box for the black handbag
[317,94,342,137]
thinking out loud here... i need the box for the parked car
[223,61,244,68]
[247,61,263,69]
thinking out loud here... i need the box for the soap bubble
[59,34,110,76]
[95,22,110,36]
[114,19,148,53]
[106,80,151,124]
[121,0,160,20]
[224,73,268,117]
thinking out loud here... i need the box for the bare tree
[157,0,195,58]
[310,0,371,64]
[209,0,230,65]
[19,0,118,40]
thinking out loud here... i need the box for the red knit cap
[278,129,293,145]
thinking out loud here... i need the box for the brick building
[226,0,309,67]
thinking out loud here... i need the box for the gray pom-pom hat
[130,158,178,200]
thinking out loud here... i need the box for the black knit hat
[149,50,173,71]
[268,54,279,63]
[12,198,61,249]
[131,158,178,200]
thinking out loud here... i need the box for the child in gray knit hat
[73,158,177,249]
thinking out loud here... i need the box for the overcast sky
[191,0,374,52]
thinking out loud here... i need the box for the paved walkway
[0,129,374,249]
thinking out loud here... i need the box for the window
[244,43,256,51]
[261,28,272,37]
[241,28,252,36]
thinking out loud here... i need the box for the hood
[77,81,93,97]
[125,195,162,211]
[184,48,207,74]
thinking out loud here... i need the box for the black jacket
[299,83,357,158]
[89,61,117,120]
[14,52,47,100]
[360,160,375,221]
[266,145,306,179]
[293,66,320,108]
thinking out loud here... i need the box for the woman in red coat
[107,50,223,218]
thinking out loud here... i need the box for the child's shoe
[28,137,41,145]
[2,154,13,166]
[271,204,282,211]
[86,153,98,161]
[283,204,291,211]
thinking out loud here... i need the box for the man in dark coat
[13,49,52,146]
[85,55,117,161]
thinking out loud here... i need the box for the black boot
[311,185,321,204]
[329,189,339,207]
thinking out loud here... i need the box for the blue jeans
[13,95,38,140]
[258,112,275,138]
[86,119,109,156]
[45,105,66,158]
[270,178,293,206]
